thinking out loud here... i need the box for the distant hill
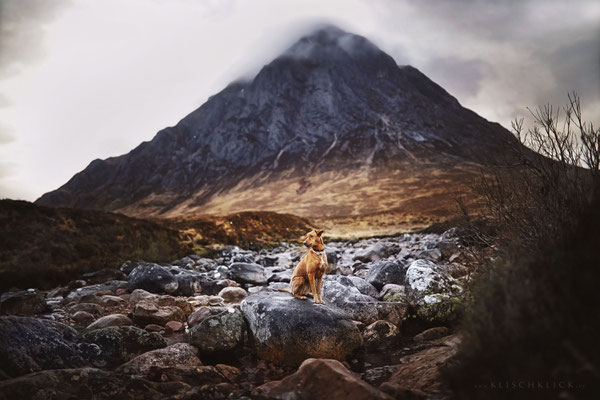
[0,200,311,290]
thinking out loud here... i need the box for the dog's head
[303,229,325,251]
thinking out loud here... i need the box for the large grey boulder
[228,262,268,285]
[366,260,406,290]
[128,264,178,294]
[241,292,363,366]
[0,316,91,377]
[404,260,463,326]
[405,259,456,294]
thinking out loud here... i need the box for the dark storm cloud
[0,0,72,77]
[376,0,600,124]
[542,36,600,106]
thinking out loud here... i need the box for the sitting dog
[278,229,327,304]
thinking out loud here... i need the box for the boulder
[385,335,460,396]
[252,358,392,400]
[173,256,196,269]
[116,343,201,376]
[187,306,228,328]
[241,292,363,366]
[417,248,443,262]
[68,302,103,315]
[353,242,397,263]
[218,286,248,303]
[165,320,184,333]
[379,284,405,301]
[129,288,158,303]
[188,295,225,307]
[132,300,185,327]
[267,270,292,283]
[64,280,128,303]
[80,269,127,285]
[128,264,178,294]
[376,302,406,326]
[82,325,166,368]
[414,327,449,343]
[99,295,127,306]
[199,278,238,295]
[322,279,379,324]
[362,320,400,350]
[144,324,164,332]
[232,253,255,263]
[72,311,95,326]
[336,275,379,298]
[366,261,405,290]
[0,316,89,377]
[86,314,133,330]
[189,308,244,353]
[166,266,204,296]
[0,289,46,316]
[227,262,268,285]
[405,260,456,294]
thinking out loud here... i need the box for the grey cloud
[0,93,11,107]
[0,0,72,77]
[545,37,600,105]
[0,122,15,144]
[423,57,492,98]
[374,0,599,126]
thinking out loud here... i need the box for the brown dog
[278,229,328,304]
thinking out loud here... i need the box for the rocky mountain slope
[36,26,518,222]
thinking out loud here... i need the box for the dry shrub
[445,94,600,399]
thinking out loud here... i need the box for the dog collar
[311,248,326,256]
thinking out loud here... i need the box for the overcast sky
[1,0,599,201]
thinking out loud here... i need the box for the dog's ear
[315,229,324,237]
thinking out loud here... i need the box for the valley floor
[0,229,482,399]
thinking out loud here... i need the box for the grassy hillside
[0,200,312,291]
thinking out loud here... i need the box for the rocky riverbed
[0,228,478,399]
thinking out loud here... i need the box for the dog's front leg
[315,277,324,304]
[308,273,319,304]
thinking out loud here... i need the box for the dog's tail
[276,288,292,294]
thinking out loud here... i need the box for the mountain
[36,26,518,227]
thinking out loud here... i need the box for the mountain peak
[282,25,381,61]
